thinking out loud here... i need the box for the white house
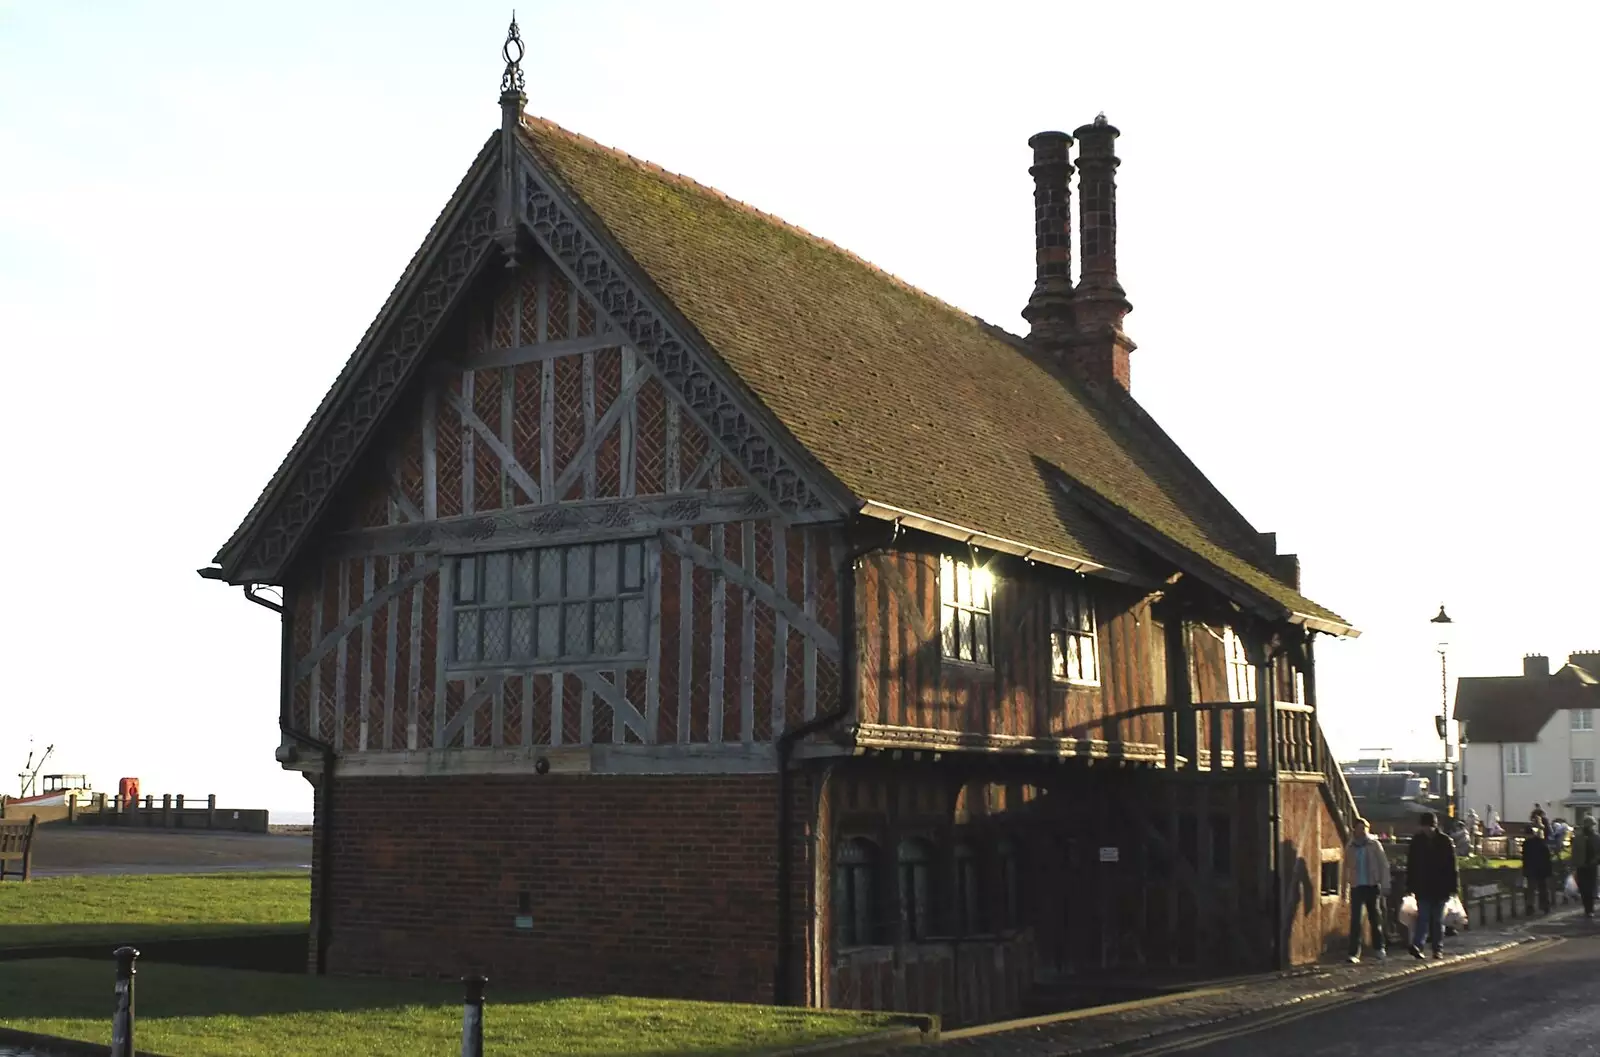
[1456,652,1600,829]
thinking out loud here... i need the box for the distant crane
[17,743,53,798]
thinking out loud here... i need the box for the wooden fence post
[207,794,217,830]
[461,975,487,1057]
[162,794,171,828]
[111,946,139,1057]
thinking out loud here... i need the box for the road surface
[1173,918,1600,1057]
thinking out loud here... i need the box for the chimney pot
[1023,131,1077,353]
[1067,115,1134,390]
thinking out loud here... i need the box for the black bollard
[461,975,487,1057]
[111,946,140,1057]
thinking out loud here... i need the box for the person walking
[1521,821,1553,914]
[1344,817,1390,962]
[1406,811,1459,959]
[1572,816,1600,918]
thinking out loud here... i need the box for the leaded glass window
[451,541,648,667]
[940,555,993,666]
[1049,584,1099,684]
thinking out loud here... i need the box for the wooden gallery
[202,40,1361,1026]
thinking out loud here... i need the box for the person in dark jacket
[1573,816,1600,917]
[1407,811,1459,959]
[1522,823,1553,914]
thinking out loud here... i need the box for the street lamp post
[1431,605,1454,819]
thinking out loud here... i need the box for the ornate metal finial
[500,14,526,97]
[1094,112,1108,126]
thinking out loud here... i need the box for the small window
[954,843,983,936]
[1211,815,1232,876]
[832,838,880,948]
[897,838,936,941]
[1320,859,1340,897]
[450,542,648,667]
[940,555,993,666]
[997,838,1022,930]
[1574,759,1596,788]
[1224,628,1257,703]
[1049,584,1099,684]
[1505,744,1531,776]
[1574,709,1594,732]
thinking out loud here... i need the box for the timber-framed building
[202,27,1362,1026]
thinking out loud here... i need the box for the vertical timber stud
[111,946,139,1057]
[461,975,487,1057]
[1163,616,1194,770]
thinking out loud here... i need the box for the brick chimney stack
[1022,131,1077,353]
[1069,115,1135,390]
[1524,654,1550,678]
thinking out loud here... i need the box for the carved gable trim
[217,150,502,583]
[517,147,843,518]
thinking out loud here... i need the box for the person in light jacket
[1344,817,1390,962]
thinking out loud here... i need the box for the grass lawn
[0,959,902,1057]
[0,872,309,948]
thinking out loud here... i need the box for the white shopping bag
[1566,874,1580,899]
[1443,896,1468,930]
[1397,893,1419,928]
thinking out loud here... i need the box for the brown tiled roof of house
[1454,662,1600,742]
[520,116,1349,630]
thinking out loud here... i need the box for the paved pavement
[28,827,311,876]
[921,909,1591,1056]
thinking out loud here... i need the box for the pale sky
[2,2,1595,816]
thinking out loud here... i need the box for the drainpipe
[241,581,337,975]
[1265,635,1285,972]
[773,514,893,1006]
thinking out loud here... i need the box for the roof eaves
[1050,469,1358,638]
[856,499,1150,586]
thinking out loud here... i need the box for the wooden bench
[0,814,37,881]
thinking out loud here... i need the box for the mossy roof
[520,117,1349,631]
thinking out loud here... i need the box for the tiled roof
[1454,663,1600,743]
[521,116,1350,630]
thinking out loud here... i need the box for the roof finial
[500,14,526,98]
[495,13,527,270]
[1094,112,1108,127]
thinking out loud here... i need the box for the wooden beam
[665,401,681,492]
[550,360,653,501]
[460,370,476,516]
[581,348,597,499]
[328,741,780,778]
[407,575,423,750]
[384,555,399,752]
[358,558,375,751]
[389,471,424,523]
[433,558,452,748]
[539,357,555,501]
[325,489,794,560]
[771,524,789,737]
[803,531,818,721]
[645,544,662,741]
[293,557,441,682]
[741,521,757,744]
[662,529,842,659]
[710,524,726,743]
[334,562,349,748]
[443,387,542,506]
[580,670,650,744]
[677,535,693,744]
[452,330,623,371]
[682,448,719,491]
[421,390,438,521]
[620,347,636,499]
[441,673,507,746]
